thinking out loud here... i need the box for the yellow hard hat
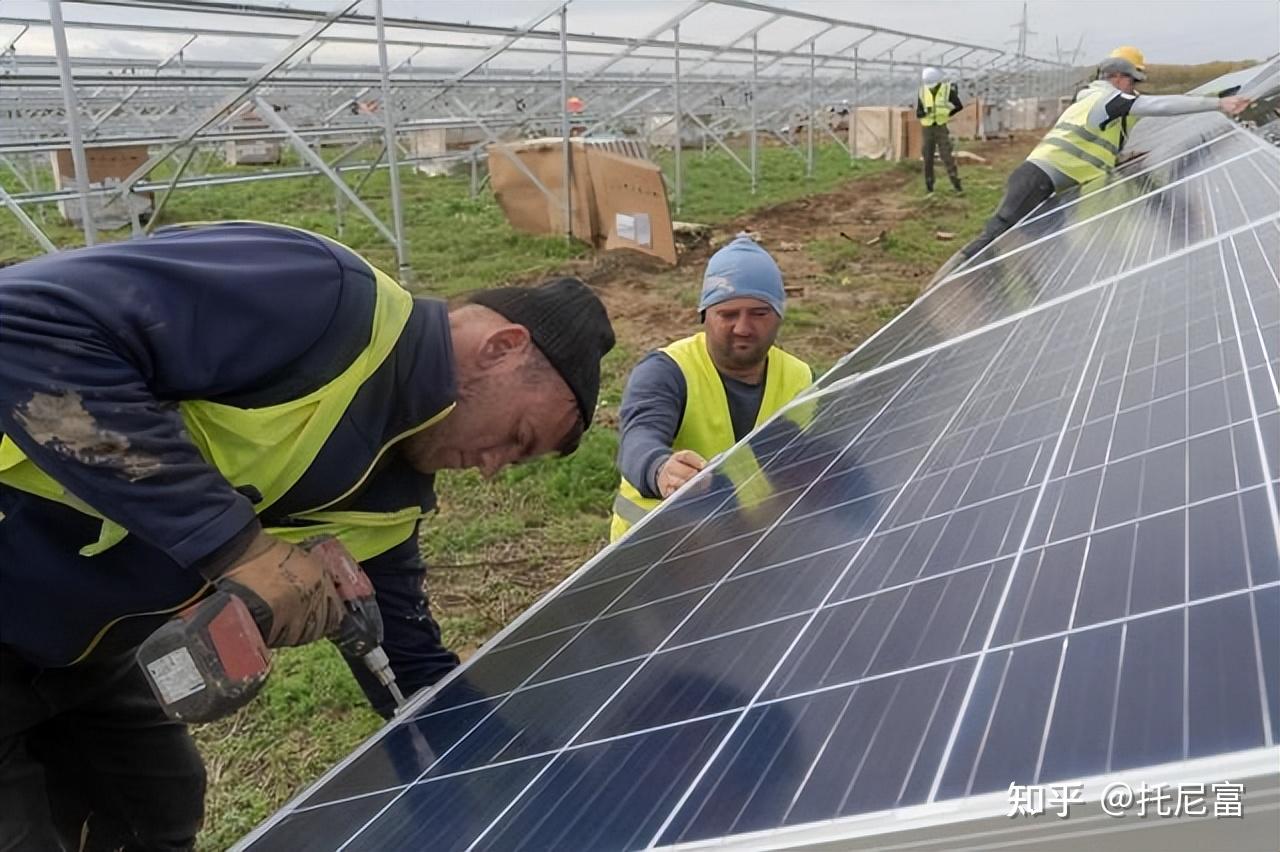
[1109,46,1146,73]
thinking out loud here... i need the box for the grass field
[1,128,1057,848]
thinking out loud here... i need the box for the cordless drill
[137,536,405,723]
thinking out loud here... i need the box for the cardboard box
[487,138,675,265]
[49,145,153,229]
[990,97,1065,132]
[946,98,985,140]
[849,102,989,161]
[590,149,677,264]
[51,145,147,185]
[848,107,916,161]
[488,139,597,240]
[223,113,281,165]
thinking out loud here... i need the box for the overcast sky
[4,0,1278,68]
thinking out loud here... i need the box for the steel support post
[559,6,571,240]
[374,0,409,280]
[253,95,398,246]
[685,111,749,174]
[449,95,558,204]
[114,0,361,202]
[673,21,682,213]
[852,45,859,158]
[142,143,196,235]
[47,0,95,245]
[0,183,58,253]
[750,32,758,193]
[806,41,815,178]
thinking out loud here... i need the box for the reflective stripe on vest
[0,230,442,570]
[1027,84,1125,186]
[610,333,811,542]
[919,82,952,127]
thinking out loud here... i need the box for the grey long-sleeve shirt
[617,351,767,498]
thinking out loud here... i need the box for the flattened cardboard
[589,148,675,265]
[488,140,595,240]
[487,139,675,265]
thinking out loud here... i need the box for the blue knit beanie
[699,234,785,319]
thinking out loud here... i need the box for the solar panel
[236,73,1280,851]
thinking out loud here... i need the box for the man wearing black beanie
[0,222,613,850]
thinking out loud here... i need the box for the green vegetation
[655,142,892,222]
[2,141,886,273]
[1142,59,1260,94]
[877,159,1007,267]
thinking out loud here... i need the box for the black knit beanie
[466,277,615,430]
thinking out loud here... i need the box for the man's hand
[1219,95,1251,117]
[210,533,345,647]
[657,449,707,498]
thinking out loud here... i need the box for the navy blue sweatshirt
[0,223,458,701]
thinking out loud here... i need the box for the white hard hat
[921,67,943,86]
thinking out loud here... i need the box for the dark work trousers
[921,124,961,191]
[0,646,206,852]
[960,159,1057,260]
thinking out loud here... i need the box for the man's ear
[475,323,532,369]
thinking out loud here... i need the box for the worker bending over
[941,46,1251,278]
[0,222,614,851]
[611,235,811,540]
[917,66,965,195]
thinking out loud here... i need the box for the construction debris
[672,220,712,253]
[935,231,956,241]
[954,150,989,165]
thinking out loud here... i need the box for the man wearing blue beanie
[611,234,812,540]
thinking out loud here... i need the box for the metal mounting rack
[2,0,1076,272]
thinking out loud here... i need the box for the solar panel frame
[236,85,1280,852]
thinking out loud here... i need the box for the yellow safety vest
[0,241,447,567]
[919,82,952,127]
[610,333,811,541]
[1027,84,1128,186]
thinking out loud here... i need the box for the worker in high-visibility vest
[935,46,1251,281]
[917,67,964,194]
[0,222,615,849]
[611,235,812,541]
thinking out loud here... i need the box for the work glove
[207,532,345,647]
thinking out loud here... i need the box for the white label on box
[615,213,636,242]
[634,213,652,247]
[146,648,206,705]
[615,212,652,247]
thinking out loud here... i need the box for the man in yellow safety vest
[943,46,1251,274]
[0,221,615,850]
[917,66,965,194]
[611,235,812,541]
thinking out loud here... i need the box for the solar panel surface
[238,67,1280,851]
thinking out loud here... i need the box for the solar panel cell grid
[239,96,1280,852]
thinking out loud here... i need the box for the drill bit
[362,646,407,710]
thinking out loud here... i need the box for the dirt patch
[13,390,164,480]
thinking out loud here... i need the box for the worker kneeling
[0,222,615,851]
[611,235,811,541]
